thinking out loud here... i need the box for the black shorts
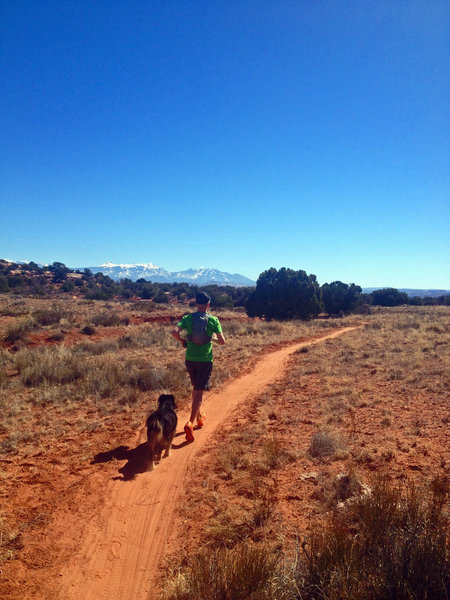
[185,360,213,391]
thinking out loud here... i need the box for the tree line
[0,261,448,316]
[0,260,249,307]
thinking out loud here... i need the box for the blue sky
[1,1,449,288]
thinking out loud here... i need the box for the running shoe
[197,413,206,429]
[184,421,194,442]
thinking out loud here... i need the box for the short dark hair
[196,292,211,305]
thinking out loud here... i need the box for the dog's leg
[164,434,175,458]
[147,443,156,471]
[154,442,161,465]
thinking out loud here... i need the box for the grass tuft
[165,542,278,600]
[308,431,346,461]
[296,476,449,600]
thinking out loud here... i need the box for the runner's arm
[216,332,225,345]
[172,326,186,346]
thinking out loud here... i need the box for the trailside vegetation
[245,267,322,320]
[321,280,362,316]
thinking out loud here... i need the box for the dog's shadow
[92,444,149,481]
[91,432,190,481]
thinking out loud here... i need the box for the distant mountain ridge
[3,259,448,295]
[84,262,256,287]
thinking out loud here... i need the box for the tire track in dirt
[58,326,361,600]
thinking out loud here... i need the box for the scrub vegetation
[163,305,449,600]
[0,295,448,600]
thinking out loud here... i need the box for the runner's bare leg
[189,389,204,423]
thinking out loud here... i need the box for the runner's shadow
[171,430,191,449]
[92,443,150,481]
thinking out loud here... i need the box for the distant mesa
[83,262,256,287]
[362,287,450,299]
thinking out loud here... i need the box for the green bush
[245,267,322,320]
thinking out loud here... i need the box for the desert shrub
[216,445,247,479]
[46,331,65,342]
[0,349,11,385]
[252,489,276,527]
[294,476,449,600]
[140,324,171,346]
[82,357,174,397]
[225,321,248,337]
[265,322,283,335]
[0,303,29,317]
[72,340,119,355]
[205,511,252,549]
[308,431,347,461]
[123,359,166,391]
[0,512,22,563]
[2,318,36,343]
[15,347,86,386]
[91,312,129,327]
[117,334,136,348]
[81,325,96,335]
[166,543,278,600]
[31,308,68,326]
[160,361,191,394]
[82,358,123,397]
[131,301,157,312]
[261,437,296,469]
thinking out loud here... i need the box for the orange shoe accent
[184,421,194,442]
[197,413,206,429]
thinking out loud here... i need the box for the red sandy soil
[0,327,359,600]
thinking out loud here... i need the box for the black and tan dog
[146,394,178,471]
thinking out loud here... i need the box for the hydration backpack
[188,312,212,345]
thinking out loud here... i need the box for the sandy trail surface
[59,326,360,600]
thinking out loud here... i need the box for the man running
[172,292,225,442]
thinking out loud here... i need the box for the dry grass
[165,542,279,600]
[166,477,448,600]
[308,430,348,461]
[0,295,352,459]
[163,305,449,599]
[1,298,448,590]
[293,475,449,600]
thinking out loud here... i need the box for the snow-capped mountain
[170,267,254,286]
[87,262,170,282]
[85,262,255,287]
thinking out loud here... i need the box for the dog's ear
[159,393,175,402]
[167,394,177,408]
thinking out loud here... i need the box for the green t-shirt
[177,312,222,362]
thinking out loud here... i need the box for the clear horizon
[1,2,449,289]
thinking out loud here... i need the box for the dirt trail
[58,326,360,600]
